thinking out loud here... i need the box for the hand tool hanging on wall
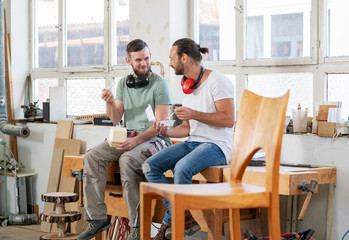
[298,179,318,220]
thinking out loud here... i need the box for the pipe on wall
[0,0,30,138]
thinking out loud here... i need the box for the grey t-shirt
[115,72,172,132]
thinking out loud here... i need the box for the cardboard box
[318,121,336,137]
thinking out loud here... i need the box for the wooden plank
[54,139,81,156]
[43,121,75,233]
[52,138,81,234]
[63,155,84,178]
[4,32,18,162]
[289,167,337,184]
[56,120,74,139]
[41,148,64,232]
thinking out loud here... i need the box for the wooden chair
[140,89,290,240]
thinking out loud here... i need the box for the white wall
[4,0,29,120]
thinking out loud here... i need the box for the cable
[342,229,349,240]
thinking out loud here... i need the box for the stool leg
[57,222,65,237]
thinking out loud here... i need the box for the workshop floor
[0,223,207,240]
[0,224,43,239]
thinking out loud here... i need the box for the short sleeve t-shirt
[183,70,235,163]
[115,72,172,132]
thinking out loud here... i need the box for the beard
[133,66,151,80]
[174,61,185,75]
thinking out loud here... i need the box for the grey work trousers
[82,136,169,227]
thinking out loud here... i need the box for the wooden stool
[40,192,82,239]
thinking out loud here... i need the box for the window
[113,0,130,65]
[31,0,129,116]
[66,78,106,116]
[326,0,349,57]
[198,0,235,61]
[33,78,59,108]
[66,0,104,67]
[34,0,59,68]
[246,0,311,59]
[247,73,313,116]
[328,74,349,120]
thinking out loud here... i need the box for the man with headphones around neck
[143,38,235,240]
[78,39,172,240]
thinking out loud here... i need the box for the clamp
[70,169,84,206]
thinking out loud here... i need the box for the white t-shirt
[182,70,235,164]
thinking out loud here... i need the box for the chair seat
[141,182,270,210]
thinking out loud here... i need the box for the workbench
[226,165,336,239]
[165,164,336,239]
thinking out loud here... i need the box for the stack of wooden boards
[40,120,84,234]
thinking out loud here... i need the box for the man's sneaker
[164,211,201,239]
[77,219,111,240]
[127,227,140,240]
[153,223,170,240]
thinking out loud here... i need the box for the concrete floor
[0,223,207,240]
[0,224,43,240]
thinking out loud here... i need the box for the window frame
[193,0,349,117]
[29,0,130,117]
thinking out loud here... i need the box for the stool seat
[42,192,79,203]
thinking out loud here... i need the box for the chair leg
[171,199,185,240]
[267,206,281,240]
[207,209,222,240]
[229,208,241,240]
[140,189,153,240]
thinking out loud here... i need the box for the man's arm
[102,89,124,124]
[155,120,190,138]
[174,98,235,128]
[116,104,170,151]
[133,104,170,143]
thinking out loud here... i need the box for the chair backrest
[230,89,289,194]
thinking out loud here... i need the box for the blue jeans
[142,141,226,226]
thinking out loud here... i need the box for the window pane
[246,0,311,59]
[247,73,313,116]
[114,0,130,65]
[327,0,349,57]
[199,0,235,61]
[328,74,349,120]
[66,78,105,116]
[66,0,104,67]
[35,0,59,68]
[33,78,59,108]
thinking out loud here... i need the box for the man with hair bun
[142,38,235,240]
